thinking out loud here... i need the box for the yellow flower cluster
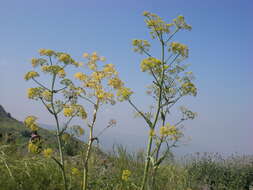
[41,90,52,102]
[74,72,87,81]
[27,87,42,99]
[95,89,114,100]
[181,82,197,96]
[91,71,105,81]
[173,15,192,30]
[108,77,124,89]
[31,58,39,67]
[63,106,74,117]
[57,69,66,78]
[24,71,39,81]
[71,167,81,176]
[75,52,132,103]
[116,87,133,102]
[159,124,181,139]
[82,52,105,71]
[140,57,162,72]
[39,49,55,56]
[132,39,151,54]
[103,64,117,76]
[63,104,87,119]
[28,142,40,153]
[41,65,63,74]
[122,170,131,181]
[170,42,189,58]
[24,116,39,131]
[143,11,174,38]
[24,115,37,126]
[43,148,53,158]
[58,53,71,62]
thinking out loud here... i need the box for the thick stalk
[82,100,99,190]
[152,111,166,189]
[140,39,165,190]
[151,140,162,189]
[140,135,153,190]
[50,73,67,190]
[82,127,94,190]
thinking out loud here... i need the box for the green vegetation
[0,106,253,189]
[0,141,252,190]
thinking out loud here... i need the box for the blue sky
[0,0,252,155]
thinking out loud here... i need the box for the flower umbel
[122,170,131,181]
[43,148,53,158]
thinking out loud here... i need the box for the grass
[0,143,252,190]
[0,114,252,190]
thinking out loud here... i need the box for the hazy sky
[0,0,252,155]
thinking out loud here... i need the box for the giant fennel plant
[128,11,197,190]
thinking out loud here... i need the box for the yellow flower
[116,87,133,101]
[173,15,192,30]
[83,52,89,58]
[39,49,55,56]
[95,89,106,99]
[24,71,39,81]
[27,87,42,99]
[29,123,39,131]
[31,58,40,67]
[103,64,117,76]
[160,126,167,136]
[159,124,181,138]
[43,148,53,158]
[87,61,97,70]
[74,72,86,81]
[100,56,106,61]
[132,39,151,54]
[91,52,99,61]
[41,90,52,102]
[108,77,124,89]
[140,57,161,72]
[28,142,40,153]
[63,106,74,117]
[71,168,80,176]
[58,53,71,63]
[122,170,131,181]
[170,42,189,58]
[58,69,66,78]
[181,81,197,96]
[41,65,63,74]
[143,11,149,16]
[149,129,155,137]
[91,71,105,81]
[76,105,87,119]
[24,116,39,131]
[41,65,49,72]
[24,116,37,126]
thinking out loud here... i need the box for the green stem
[82,128,93,190]
[50,73,68,190]
[140,135,153,190]
[151,139,162,189]
[82,99,99,190]
[140,38,166,190]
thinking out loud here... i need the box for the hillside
[0,105,84,156]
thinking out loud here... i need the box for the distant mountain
[0,104,14,120]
